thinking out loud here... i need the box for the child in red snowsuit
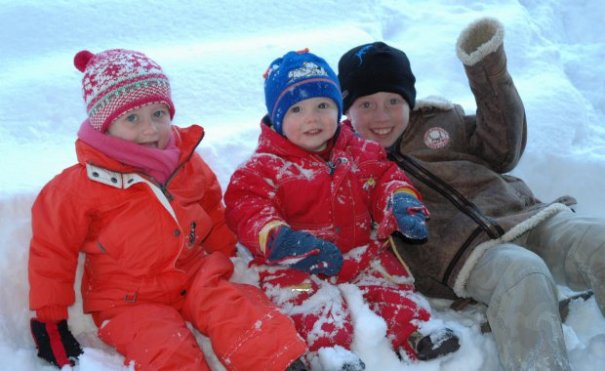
[28,48,306,371]
[224,50,459,369]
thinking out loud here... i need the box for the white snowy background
[1,0,604,370]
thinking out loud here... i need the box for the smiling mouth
[305,128,323,135]
[370,127,393,136]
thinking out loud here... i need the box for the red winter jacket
[29,124,236,321]
[224,120,421,271]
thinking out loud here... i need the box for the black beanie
[338,42,416,113]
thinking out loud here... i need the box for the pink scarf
[77,120,181,184]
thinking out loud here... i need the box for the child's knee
[468,245,556,304]
[494,248,556,302]
[510,249,552,278]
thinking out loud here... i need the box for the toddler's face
[346,92,410,148]
[107,103,172,149]
[282,97,338,152]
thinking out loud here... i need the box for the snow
[1,0,604,370]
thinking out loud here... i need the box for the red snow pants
[258,249,430,358]
[92,252,306,370]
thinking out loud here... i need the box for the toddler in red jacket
[28,48,307,371]
[224,49,460,370]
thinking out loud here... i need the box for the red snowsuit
[225,120,430,357]
[29,124,306,370]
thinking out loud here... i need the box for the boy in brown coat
[338,17,605,371]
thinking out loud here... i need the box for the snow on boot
[341,358,366,371]
[286,357,309,371]
[409,328,460,361]
[315,346,366,371]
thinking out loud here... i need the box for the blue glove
[391,192,429,241]
[268,226,343,276]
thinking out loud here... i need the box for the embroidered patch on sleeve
[423,127,450,149]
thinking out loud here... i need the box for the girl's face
[281,97,338,152]
[346,92,410,148]
[107,103,172,149]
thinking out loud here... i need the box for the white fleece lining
[453,203,571,297]
[456,17,504,66]
[86,163,178,222]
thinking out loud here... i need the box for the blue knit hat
[264,49,343,135]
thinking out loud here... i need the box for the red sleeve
[224,155,285,256]
[29,169,88,321]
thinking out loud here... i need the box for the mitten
[30,318,83,368]
[391,192,429,241]
[267,226,343,276]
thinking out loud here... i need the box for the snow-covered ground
[1,0,604,370]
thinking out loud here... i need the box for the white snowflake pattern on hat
[287,61,328,83]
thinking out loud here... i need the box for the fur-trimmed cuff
[456,17,504,67]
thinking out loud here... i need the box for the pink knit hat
[74,49,175,132]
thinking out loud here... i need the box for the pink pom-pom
[74,50,94,72]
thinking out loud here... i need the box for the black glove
[268,226,343,276]
[31,318,83,368]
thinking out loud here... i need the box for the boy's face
[107,103,172,149]
[346,92,410,148]
[282,97,338,152]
